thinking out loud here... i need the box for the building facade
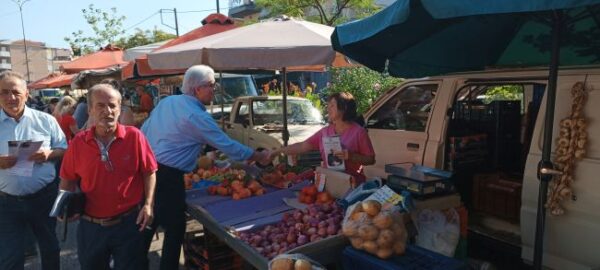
[0,39,72,82]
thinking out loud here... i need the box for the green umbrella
[333,1,600,77]
[332,1,600,269]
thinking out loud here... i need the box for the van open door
[363,81,440,178]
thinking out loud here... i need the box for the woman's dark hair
[49,98,60,105]
[328,92,362,125]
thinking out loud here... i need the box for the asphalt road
[24,220,186,270]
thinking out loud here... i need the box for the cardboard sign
[315,166,352,199]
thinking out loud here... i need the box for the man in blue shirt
[0,71,67,270]
[141,65,271,270]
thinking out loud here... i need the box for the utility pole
[173,8,179,37]
[11,0,31,82]
[160,8,179,37]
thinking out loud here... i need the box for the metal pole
[173,8,179,37]
[13,0,31,82]
[219,71,225,130]
[216,0,220,13]
[282,68,289,146]
[533,10,562,270]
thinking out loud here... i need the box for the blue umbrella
[332,1,600,269]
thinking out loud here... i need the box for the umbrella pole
[219,71,225,130]
[533,11,563,270]
[282,67,289,146]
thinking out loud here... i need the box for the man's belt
[0,183,54,200]
[81,206,138,227]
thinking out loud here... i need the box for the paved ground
[25,221,186,270]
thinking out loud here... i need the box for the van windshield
[41,90,61,97]
[213,75,258,105]
[252,99,323,125]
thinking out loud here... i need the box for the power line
[176,7,230,14]
[124,11,160,32]
[122,7,232,34]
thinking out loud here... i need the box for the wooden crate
[473,173,522,222]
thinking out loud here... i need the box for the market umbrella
[28,72,76,90]
[61,44,128,74]
[123,39,171,61]
[121,13,238,80]
[332,1,600,269]
[148,16,354,145]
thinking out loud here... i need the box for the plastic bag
[341,200,408,259]
[338,178,382,209]
[415,208,460,257]
[269,253,325,270]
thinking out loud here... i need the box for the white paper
[7,140,43,177]
[366,185,404,207]
[323,135,345,171]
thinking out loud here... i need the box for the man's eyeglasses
[100,148,114,172]
[201,82,217,89]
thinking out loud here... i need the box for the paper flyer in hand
[323,135,345,171]
[7,140,43,177]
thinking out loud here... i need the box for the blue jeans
[77,210,145,270]
[0,184,60,270]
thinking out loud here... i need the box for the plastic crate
[342,245,468,270]
[191,180,220,190]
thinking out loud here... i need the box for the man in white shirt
[0,71,67,270]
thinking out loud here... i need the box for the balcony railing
[0,51,10,57]
[0,63,12,70]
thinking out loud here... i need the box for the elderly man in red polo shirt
[59,83,157,270]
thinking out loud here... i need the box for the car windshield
[213,75,258,105]
[252,99,323,125]
[41,90,61,97]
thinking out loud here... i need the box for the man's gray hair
[182,65,215,96]
[0,71,27,87]
[88,83,122,104]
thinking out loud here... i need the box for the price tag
[316,172,327,192]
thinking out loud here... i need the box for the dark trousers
[77,210,144,270]
[0,183,60,270]
[143,163,186,270]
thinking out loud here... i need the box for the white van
[362,66,600,270]
[207,73,259,120]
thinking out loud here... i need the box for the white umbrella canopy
[147,17,338,71]
[123,39,172,61]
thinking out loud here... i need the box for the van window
[214,75,258,105]
[234,103,250,125]
[366,84,437,132]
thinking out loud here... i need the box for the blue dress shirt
[141,95,253,172]
[0,107,68,195]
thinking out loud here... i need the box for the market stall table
[185,181,348,270]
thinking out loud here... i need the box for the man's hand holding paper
[0,155,17,169]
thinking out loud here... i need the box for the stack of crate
[446,134,488,171]
[183,229,244,270]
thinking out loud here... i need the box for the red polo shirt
[60,124,158,218]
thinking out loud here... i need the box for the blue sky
[0,0,229,49]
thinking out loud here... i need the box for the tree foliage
[255,0,380,26]
[64,4,126,55]
[484,85,523,104]
[114,28,176,50]
[324,67,403,114]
